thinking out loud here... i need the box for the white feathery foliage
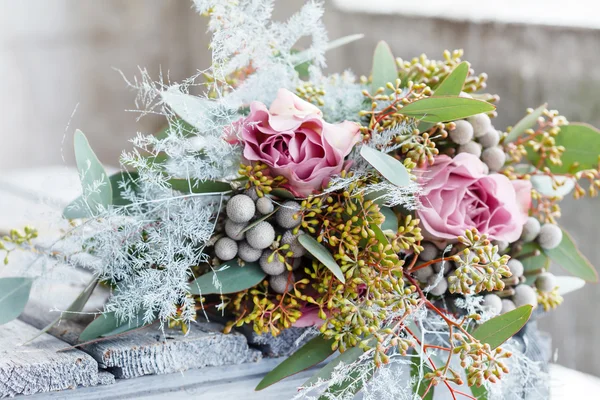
[317,71,365,123]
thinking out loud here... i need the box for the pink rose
[416,153,531,243]
[235,89,361,197]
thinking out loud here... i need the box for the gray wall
[1,0,599,376]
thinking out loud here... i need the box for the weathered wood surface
[243,326,318,358]
[0,320,113,398]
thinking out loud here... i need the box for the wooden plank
[242,326,318,358]
[28,357,314,400]
[0,320,113,398]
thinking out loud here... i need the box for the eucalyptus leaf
[298,235,346,284]
[400,96,495,123]
[161,87,210,130]
[155,118,196,140]
[360,146,411,187]
[528,123,600,174]
[504,104,546,144]
[64,130,112,219]
[109,171,140,206]
[371,41,397,94]
[0,277,34,325]
[269,188,296,200]
[470,382,488,399]
[380,207,398,232]
[542,229,598,282]
[472,305,533,349]
[555,276,586,295]
[79,308,152,342]
[168,178,231,194]
[189,260,266,295]
[256,335,335,390]
[518,242,549,285]
[433,62,469,96]
[530,174,575,198]
[240,207,280,234]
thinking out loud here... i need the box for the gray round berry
[450,120,474,145]
[458,141,482,158]
[481,146,506,172]
[478,128,500,148]
[537,223,562,250]
[521,217,541,242]
[226,194,255,223]
[535,272,557,292]
[513,284,538,309]
[501,299,517,314]
[256,197,274,215]
[282,230,306,257]
[291,257,303,271]
[276,201,302,229]
[225,219,246,241]
[414,265,434,282]
[507,259,524,278]
[245,187,259,201]
[427,276,448,296]
[259,251,286,275]
[238,241,262,262]
[482,294,503,315]
[246,221,275,249]
[420,242,438,262]
[493,240,509,252]
[214,237,238,261]
[467,113,492,138]
[270,272,294,294]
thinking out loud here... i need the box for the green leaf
[470,381,488,399]
[156,118,196,140]
[79,308,152,342]
[256,335,335,390]
[555,276,585,295]
[240,207,280,234]
[360,146,411,187]
[168,179,231,194]
[543,229,598,282]
[109,171,140,206]
[530,174,575,198]
[528,123,600,174]
[472,305,533,349]
[269,188,296,200]
[304,345,363,386]
[400,96,495,123]
[189,260,266,295]
[298,235,346,284]
[433,62,469,96]
[410,357,434,400]
[371,41,397,94]
[160,88,210,130]
[64,130,112,219]
[25,276,99,344]
[504,104,546,144]
[518,242,549,285]
[0,277,34,325]
[380,207,398,232]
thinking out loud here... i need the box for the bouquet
[2,1,599,399]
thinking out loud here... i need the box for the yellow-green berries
[513,284,538,308]
[507,259,524,278]
[450,120,474,145]
[521,217,541,242]
[256,197,274,215]
[225,219,246,241]
[215,237,238,261]
[535,272,557,292]
[458,141,482,157]
[276,201,302,229]
[226,194,255,223]
[537,223,562,250]
[483,293,503,315]
[481,146,506,172]
[246,221,275,249]
[467,113,492,138]
[260,251,286,275]
[238,240,262,262]
[281,230,306,257]
[269,272,294,294]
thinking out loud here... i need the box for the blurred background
[1,0,599,377]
